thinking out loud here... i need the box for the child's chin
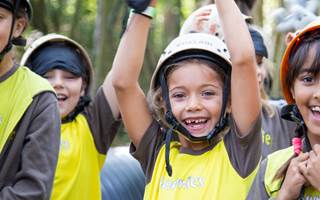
[190,132,208,138]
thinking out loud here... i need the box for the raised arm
[216,0,260,136]
[112,2,155,147]
[102,71,120,119]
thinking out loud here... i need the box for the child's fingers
[194,9,212,17]
[296,152,309,162]
[306,151,319,172]
[195,15,210,23]
[313,144,320,156]
[298,160,308,175]
[302,150,320,190]
[309,150,317,161]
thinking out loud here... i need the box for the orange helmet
[280,19,320,104]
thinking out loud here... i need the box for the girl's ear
[290,88,296,100]
[226,98,231,113]
[13,17,27,38]
[80,81,87,96]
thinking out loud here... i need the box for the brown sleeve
[246,158,270,200]
[261,105,297,158]
[83,87,121,154]
[129,120,165,183]
[224,115,262,178]
[0,92,60,200]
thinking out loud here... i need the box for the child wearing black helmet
[0,0,60,199]
[112,0,261,199]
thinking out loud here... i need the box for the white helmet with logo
[150,32,231,91]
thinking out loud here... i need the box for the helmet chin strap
[0,0,21,62]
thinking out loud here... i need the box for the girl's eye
[202,90,215,96]
[302,75,314,83]
[64,75,78,79]
[43,74,52,79]
[171,92,185,99]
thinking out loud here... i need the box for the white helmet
[180,4,251,40]
[150,32,231,91]
[21,33,94,95]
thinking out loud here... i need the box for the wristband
[132,6,156,19]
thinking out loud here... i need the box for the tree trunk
[31,0,48,33]
[93,0,126,90]
[252,0,263,26]
[69,0,84,39]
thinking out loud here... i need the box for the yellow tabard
[50,114,105,200]
[0,66,53,152]
[265,146,320,199]
[144,140,258,200]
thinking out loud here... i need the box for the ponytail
[272,137,301,181]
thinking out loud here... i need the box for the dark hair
[273,30,320,182]
[286,30,320,91]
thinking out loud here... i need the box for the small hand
[299,144,320,191]
[192,8,217,35]
[277,152,309,200]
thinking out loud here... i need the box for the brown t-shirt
[82,87,121,154]
[130,115,262,184]
[261,104,296,158]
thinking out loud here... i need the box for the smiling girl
[112,0,261,199]
[247,19,320,199]
[21,34,121,200]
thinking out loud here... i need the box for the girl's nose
[313,82,320,100]
[185,95,202,111]
[50,75,64,89]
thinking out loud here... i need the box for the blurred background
[16,0,320,145]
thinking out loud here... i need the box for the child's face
[256,55,266,86]
[44,69,85,119]
[291,46,320,140]
[0,7,26,54]
[167,62,224,139]
[0,7,13,53]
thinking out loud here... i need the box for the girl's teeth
[185,119,206,124]
[311,106,320,112]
